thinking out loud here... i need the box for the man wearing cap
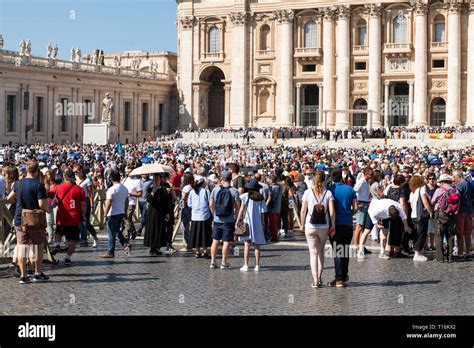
[431,174,457,262]
[209,171,241,269]
[49,169,87,265]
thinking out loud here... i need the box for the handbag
[234,202,250,237]
[17,180,47,230]
[309,189,327,225]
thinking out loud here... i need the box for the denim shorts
[212,222,235,242]
[355,203,369,225]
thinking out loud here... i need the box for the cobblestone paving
[0,233,472,316]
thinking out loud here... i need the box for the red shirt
[49,182,86,226]
[170,172,182,195]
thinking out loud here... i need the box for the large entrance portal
[301,84,320,126]
[199,67,225,128]
[430,98,446,126]
[390,82,409,126]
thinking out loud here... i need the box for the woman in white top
[300,170,336,288]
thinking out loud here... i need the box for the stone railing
[430,42,448,51]
[0,49,171,80]
[294,47,323,56]
[352,45,369,55]
[201,51,225,62]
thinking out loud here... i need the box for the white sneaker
[413,254,428,262]
[254,265,260,272]
[92,240,98,248]
[240,265,249,272]
[357,250,365,260]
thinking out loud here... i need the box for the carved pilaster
[229,11,252,25]
[411,0,429,16]
[337,5,351,20]
[447,1,463,14]
[179,16,196,30]
[322,7,337,21]
[366,4,383,18]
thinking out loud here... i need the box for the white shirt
[78,177,92,199]
[0,175,6,198]
[409,187,427,219]
[368,199,407,224]
[122,177,143,206]
[106,183,129,217]
[302,188,334,229]
[354,176,370,202]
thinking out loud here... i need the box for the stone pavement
[0,232,472,316]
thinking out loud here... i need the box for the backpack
[386,185,401,202]
[215,186,234,217]
[437,187,460,216]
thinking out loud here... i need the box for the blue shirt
[456,180,472,214]
[330,182,356,225]
[187,187,211,221]
[210,184,241,223]
[13,178,47,226]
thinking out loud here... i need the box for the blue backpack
[215,186,234,217]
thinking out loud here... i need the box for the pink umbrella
[130,163,175,176]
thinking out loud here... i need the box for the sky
[0,0,178,60]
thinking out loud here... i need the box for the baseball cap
[220,171,232,181]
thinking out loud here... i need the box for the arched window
[393,14,408,43]
[259,88,270,115]
[353,99,368,127]
[208,27,220,52]
[430,98,446,126]
[433,14,445,42]
[260,24,271,50]
[304,20,317,48]
[356,19,367,46]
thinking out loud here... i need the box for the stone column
[229,11,250,128]
[224,84,232,127]
[413,1,428,126]
[178,16,195,128]
[367,4,383,128]
[296,83,301,126]
[466,2,474,126]
[317,83,323,127]
[446,3,462,126]
[408,80,414,125]
[322,8,336,128]
[335,5,351,129]
[384,81,390,128]
[275,9,294,126]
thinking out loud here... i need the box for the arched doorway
[199,67,225,128]
[430,98,446,126]
[391,82,409,126]
[353,98,367,127]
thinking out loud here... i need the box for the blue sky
[0,0,178,59]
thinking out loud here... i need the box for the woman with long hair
[187,176,212,258]
[280,175,296,238]
[300,170,336,288]
[408,174,432,262]
[179,172,195,253]
[235,178,267,271]
[144,173,171,255]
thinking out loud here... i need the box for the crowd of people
[1,139,473,287]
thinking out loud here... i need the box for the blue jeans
[107,214,128,256]
[330,225,353,281]
[181,206,192,247]
[138,200,148,232]
[80,200,98,242]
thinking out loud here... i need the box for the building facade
[0,41,177,144]
[176,0,474,129]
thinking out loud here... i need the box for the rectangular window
[159,103,164,131]
[432,59,445,68]
[60,98,68,132]
[124,101,131,132]
[434,23,445,42]
[355,62,367,71]
[35,96,44,132]
[142,102,149,131]
[6,95,16,133]
[302,64,316,72]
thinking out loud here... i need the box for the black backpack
[215,186,234,217]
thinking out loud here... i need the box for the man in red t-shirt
[49,169,86,265]
[169,169,183,197]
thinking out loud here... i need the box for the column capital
[322,7,337,21]
[228,11,252,26]
[447,1,463,14]
[337,5,351,20]
[317,82,324,88]
[384,81,391,86]
[408,80,415,85]
[469,2,474,14]
[296,83,301,89]
[366,4,383,18]
[274,9,294,24]
[411,0,429,16]
[178,16,196,30]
